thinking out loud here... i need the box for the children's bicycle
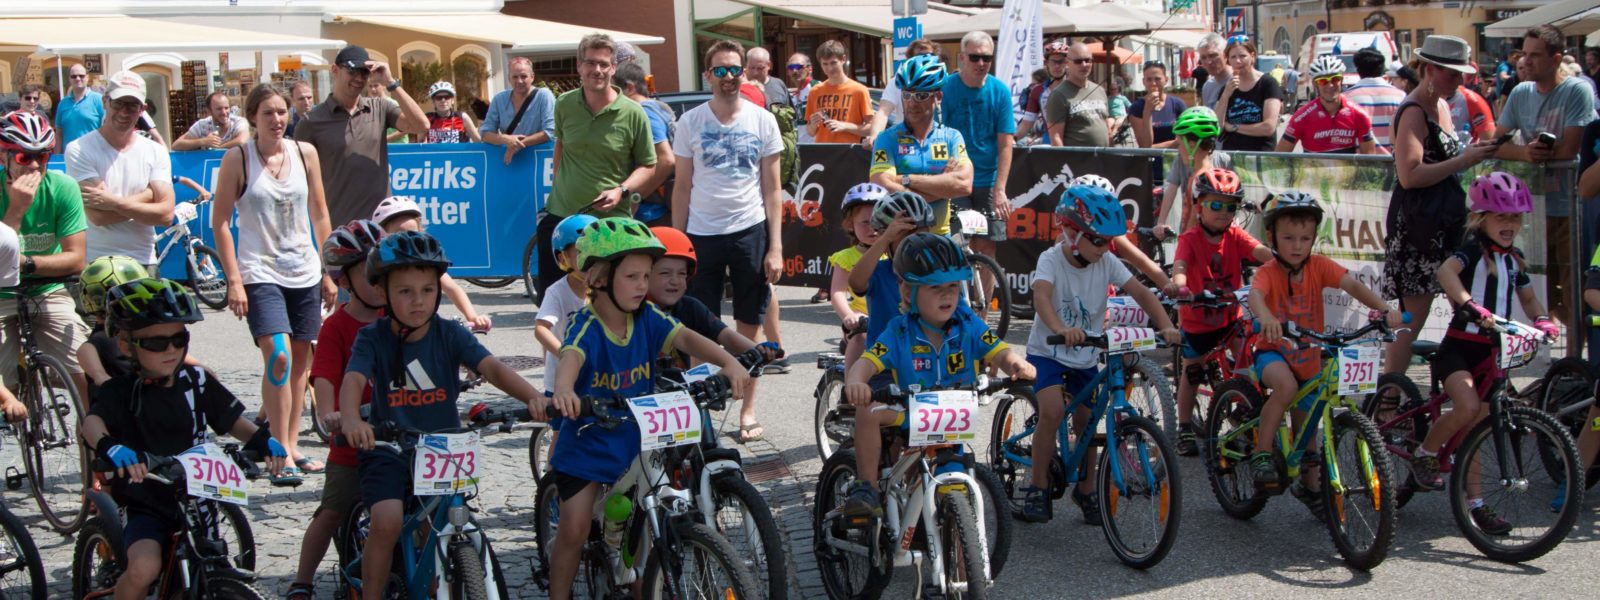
[1203,317,1398,571]
[1361,314,1585,563]
[0,423,47,599]
[989,327,1182,569]
[1531,315,1600,490]
[2,276,88,533]
[154,198,228,310]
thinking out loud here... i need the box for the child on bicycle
[79,278,290,600]
[286,219,385,600]
[1165,167,1274,456]
[1576,246,1600,492]
[847,191,940,349]
[839,232,1035,517]
[1070,174,1171,290]
[1248,192,1404,509]
[77,255,155,392]
[536,214,597,396]
[1406,173,1556,533]
[830,183,887,369]
[546,218,753,600]
[372,195,491,331]
[1016,185,1179,525]
[337,230,543,600]
[1153,107,1231,238]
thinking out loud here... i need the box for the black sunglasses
[787,64,808,71]
[132,331,191,352]
[1083,234,1111,247]
[967,54,995,63]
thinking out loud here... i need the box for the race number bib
[1105,297,1150,327]
[627,391,703,451]
[1105,327,1157,353]
[955,210,989,236]
[681,363,720,384]
[180,443,248,506]
[1499,327,1540,369]
[1337,347,1380,396]
[909,390,979,446]
[412,432,482,496]
[173,202,199,225]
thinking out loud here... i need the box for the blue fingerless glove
[97,439,140,469]
[266,437,288,459]
[245,426,287,458]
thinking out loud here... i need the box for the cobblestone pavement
[3,283,1596,599]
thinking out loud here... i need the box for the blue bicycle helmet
[553,214,600,260]
[894,232,972,287]
[1055,184,1128,238]
[896,54,948,93]
[842,183,890,214]
[367,230,452,284]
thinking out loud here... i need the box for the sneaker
[1289,481,1327,521]
[1410,454,1444,491]
[810,290,829,304]
[1550,479,1568,513]
[1249,452,1278,485]
[763,358,792,375]
[837,482,882,520]
[1176,425,1199,457]
[1070,488,1102,526]
[1012,485,1052,523]
[1470,505,1511,536]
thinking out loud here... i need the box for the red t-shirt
[1253,255,1348,381]
[1175,224,1261,333]
[1281,96,1374,154]
[311,305,375,467]
[740,83,767,107]
[425,111,469,144]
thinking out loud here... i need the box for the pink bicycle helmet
[372,196,423,227]
[1468,172,1532,214]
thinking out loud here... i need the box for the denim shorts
[244,283,322,341]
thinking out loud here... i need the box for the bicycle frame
[153,207,206,271]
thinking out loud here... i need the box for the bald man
[56,64,105,148]
[747,47,790,109]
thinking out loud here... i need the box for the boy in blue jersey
[547,218,752,600]
[838,233,1034,516]
[337,231,544,600]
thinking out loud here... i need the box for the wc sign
[893,17,920,70]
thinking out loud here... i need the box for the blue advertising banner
[49,142,552,280]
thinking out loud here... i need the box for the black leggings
[535,212,564,299]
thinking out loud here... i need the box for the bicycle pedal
[4,467,23,491]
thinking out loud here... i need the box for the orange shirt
[805,79,874,144]
[1253,255,1348,381]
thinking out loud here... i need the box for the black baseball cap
[335,46,372,71]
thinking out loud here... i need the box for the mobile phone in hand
[1536,131,1558,146]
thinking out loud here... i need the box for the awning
[1485,0,1600,38]
[923,2,1205,40]
[724,0,987,38]
[1139,29,1206,50]
[0,16,345,54]
[331,13,664,53]
[1084,43,1142,65]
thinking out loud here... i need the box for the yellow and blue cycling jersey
[862,309,1007,392]
[869,122,970,235]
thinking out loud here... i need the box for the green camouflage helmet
[80,255,150,315]
[575,217,664,271]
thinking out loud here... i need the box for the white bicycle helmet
[842,183,890,213]
[1070,174,1116,195]
[0,111,55,153]
[427,81,456,98]
[372,196,423,227]
[1309,54,1344,80]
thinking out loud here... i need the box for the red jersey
[1281,96,1374,154]
[310,306,375,467]
[1175,224,1262,333]
[425,111,469,144]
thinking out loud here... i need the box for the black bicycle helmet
[106,278,204,333]
[366,230,452,284]
[1261,191,1323,235]
[893,232,972,287]
[322,219,386,272]
[871,191,937,233]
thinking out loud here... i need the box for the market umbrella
[923,0,1206,39]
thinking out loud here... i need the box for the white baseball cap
[0,222,20,288]
[106,70,147,103]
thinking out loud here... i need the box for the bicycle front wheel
[186,244,229,310]
[449,541,490,600]
[969,463,1012,579]
[712,476,787,600]
[937,492,988,599]
[965,253,1010,339]
[1448,405,1585,563]
[23,353,88,533]
[642,521,761,600]
[203,578,270,600]
[521,233,544,307]
[1321,411,1396,571]
[527,426,553,482]
[1536,356,1599,490]
[0,506,45,599]
[1203,379,1268,520]
[1098,415,1181,569]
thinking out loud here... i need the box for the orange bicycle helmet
[650,226,698,276]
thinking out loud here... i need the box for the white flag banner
[996,0,1044,120]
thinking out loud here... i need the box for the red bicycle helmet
[1192,167,1244,200]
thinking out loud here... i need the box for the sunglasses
[1314,75,1342,86]
[710,65,744,79]
[10,151,49,166]
[787,64,808,71]
[906,91,938,102]
[967,54,995,63]
[110,101,145,113]
[69,74,87,80]
[132,331,191,352]
[1202,200,1240,213]
[20,96,39,102]
[1082,233,1111,247]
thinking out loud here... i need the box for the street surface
[4,283,1596,598]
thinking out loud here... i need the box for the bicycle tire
[304,384,331,444]
[1123,356,1179,442]
[965,252,1010,340]
[465,277,517,289]
[215,502,257,570]
[1203,379,1268,520]
[204,577,271,600]
[22,352,88,533]
[1321,411,1396,571]
[187,243,230,310]
[1447,405,1585,563]
[642,520,760,600]
[449,541,490,600]
[1098,415,1181,569]
[813,368,850,461]
[1359,372,1426,509]
[712,475,787,600]
[937,492,988,599]
[968,463,1012,579]
[1535,356,1600,490]
[70,516,124,600]
[0,506,46,600]
[988,390,1039,505]
[337,502,405,600]
[521,233,544,307]
[484,538,510,600]
[527,426,553,483]
[813,448,891,600]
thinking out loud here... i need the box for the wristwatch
[386,80,402,92]
[21,256,36,275]
[901,173,913,187]
[620,186,641,205]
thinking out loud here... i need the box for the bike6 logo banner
[627,391,702,451]
[909,390,979,446]
[413,432,482,496]
[180,443,248,506]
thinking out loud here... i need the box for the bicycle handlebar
[91,443,267,485]
[1046,331,1173,349]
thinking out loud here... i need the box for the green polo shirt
[0,171,87,298]
[548,86,656,218]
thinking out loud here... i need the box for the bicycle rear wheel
[987,390,1040,504]
[0,506,45,599]
[965,253,1010,339]
[642,521,760,600]
[1322,411,1396,571]
[22,353,88,533]
[1359,373,1425,509]
[1448,405,1585,563]
[70,516,123,600]
[1098,415,1181,569]
[527,426,553,483]
[1122,356,1178,442]
[338,503,405,600]
[465,277,517,289]
[521,234,544,307]
[187,244,229,310]
[1535,356,1600,490]
[813,368,851,461]
[813,449,891,600]
[203,578,270,599]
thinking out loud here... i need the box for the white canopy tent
[1484,0,1600,39]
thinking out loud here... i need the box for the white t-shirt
[235,139,320,288]
[1025,243,1134,369]
[535,276,586,392]
[673,100,784,236]
[0,222,19,288]
[880,79,904,127]
[65,131,172,265]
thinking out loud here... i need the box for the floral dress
[1383,99,1466,300]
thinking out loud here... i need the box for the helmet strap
[1198,217,1229,238]
[1179,136,1200,158]
[1478,233,1515,255]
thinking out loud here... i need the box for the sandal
[287,582,315,600]
[295,457,326,474]
[737,422,766,443]
[271,466,305,488]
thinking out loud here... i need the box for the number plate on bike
[627,391,702,451]
[1105,327,1157,353]
[180,443,248,506]
[1336,347,1380,396]
[955,210,989,236]
[681,363,720,384]
[1105,297,1150,327]
[909,390,978,446]
[412,432,482,496]
[1499,328,1540,369]
[173,202,199,225]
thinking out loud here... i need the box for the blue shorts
[244,283,322,342]
[357,449,411,506]
[1181,328,1229,360]
[1252,351,1288,381]
[123,510,176,553]
[1026,354,1099,399]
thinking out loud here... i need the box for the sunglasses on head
[787,63,807,71]
[906,91,937,102]
[11,151,49,166]
[967,54,995,63]
[710,65,744,79]
[132,331,190,352]
[1202,200,1240,213]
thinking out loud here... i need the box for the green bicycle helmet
[80,255,150,315]
[1171,106,1221,140]
[106,278,203,333]
[575,217,664,272]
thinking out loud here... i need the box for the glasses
[787,63,808,71]
[1227,35,1251,46]
[1082,234,1111,247]
[710,65,744,79]
[1071,58,1094,65]
[967,54,995,63]
[582,59,614,70]
[132,331,191,352]
[906,91,937,102]
[1202,200,1240,213]
[1314,75,1342,86]
[10,151,49,166]
[69,74,87,80]
[20,96,39,102]
[110,100,145,113]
